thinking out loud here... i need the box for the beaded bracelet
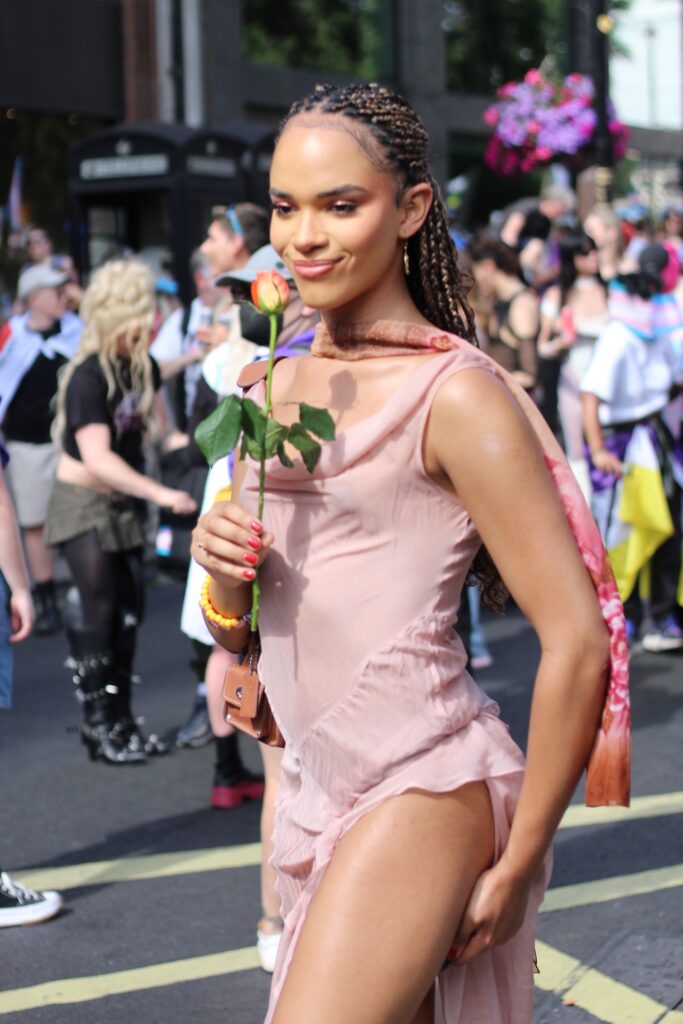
[199,575,251,631]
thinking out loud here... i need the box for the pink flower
[483,106,499,126]
[524,68,543,86]
[535,146,552,161]
[526,119,541,134]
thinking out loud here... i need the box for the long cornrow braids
[279,82,477,345]
[279,83,507,612]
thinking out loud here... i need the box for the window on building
[243,0,395,79]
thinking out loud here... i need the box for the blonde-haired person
[46,260,196,765]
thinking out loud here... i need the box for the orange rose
[251,271,290,315]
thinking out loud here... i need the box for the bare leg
[272,782,495,1024]
[259,744,284,921]
[23,526,53,584]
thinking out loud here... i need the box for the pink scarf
[313,319,631,808]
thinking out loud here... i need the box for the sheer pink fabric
[238,324,630,1023]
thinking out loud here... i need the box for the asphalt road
[1,575,682,1023]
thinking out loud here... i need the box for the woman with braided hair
[46,260,196,764]
[193,83,628,1023]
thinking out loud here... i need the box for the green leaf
[263,419,288,460]
[194,395,243,466]
[287,423,321,473]
[277,442,294,469]
[241,397,266,444]
[241,434,264,462]
[299,402,336,441]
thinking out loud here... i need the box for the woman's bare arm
[74,423,196,512]
[425,368,609,958]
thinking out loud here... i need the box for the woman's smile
[291,259,342,279]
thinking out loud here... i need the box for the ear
[398,182,433,240]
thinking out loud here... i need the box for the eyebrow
[270,185,370,200]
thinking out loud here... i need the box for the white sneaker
[0,872,63,927]
[257,927,283,973]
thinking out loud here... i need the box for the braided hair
[280,83,507,612]
[279,82,477,345]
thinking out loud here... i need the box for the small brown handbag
[222,632,285,747]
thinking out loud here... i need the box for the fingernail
[247,536,262,551]
[250,520,263,534]
[243,552,258,566]
[242,568,256,581]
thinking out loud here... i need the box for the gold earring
[403,241,410,275]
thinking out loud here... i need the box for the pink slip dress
[240,347,555,1023]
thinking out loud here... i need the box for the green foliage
[194,395,243,467]
[443,0,551,92]
[242,0,394,79]
[194,394,336,473]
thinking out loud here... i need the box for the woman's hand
[10,588,34,643]
[191,500,273,592]
[591,447,623,479]
[155,486,198,515]
[448,862,533,965]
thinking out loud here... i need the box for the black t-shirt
[63,355,161,471]
[3,322,66,443]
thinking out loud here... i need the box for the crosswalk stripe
[17,791,683,895]
[0,938,679,1020]
[534,940,678,1024]
[541,863,683,913]
[20,854,683,921]
[17,844,262,894]
[0,946,260,1014]
[559,791,683,829]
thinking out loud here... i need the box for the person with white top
[582,243,683,651]
[0,264,83,633]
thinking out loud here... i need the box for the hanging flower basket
[483,69,629,177]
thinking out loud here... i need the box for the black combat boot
[65,624,146,765]
[111,610,169,757]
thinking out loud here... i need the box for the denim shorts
[0,573,13,710]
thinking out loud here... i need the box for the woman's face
[269,120,415,316]
[574,246,599,276]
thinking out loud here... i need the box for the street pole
[592,0,614,207]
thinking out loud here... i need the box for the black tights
[61,530,144,639]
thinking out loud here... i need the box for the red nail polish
[250,520,263,534]
[243,552,258,566]
[247,536,262,551]
[242,568,256,581]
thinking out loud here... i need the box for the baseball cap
[18,264,69,300]
[638,242,680,293]
[215,245,293,287]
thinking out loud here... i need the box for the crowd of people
[463,188,683,659]
[0,82,678,1022]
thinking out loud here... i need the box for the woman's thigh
[272,781,495,1024]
